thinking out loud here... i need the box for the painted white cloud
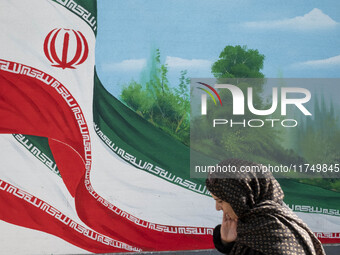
[165,56,212,70]
[294,55,340,68]
[101,59,146,72]
[244,8,338,30]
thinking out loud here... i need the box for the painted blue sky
[95,0,340,96]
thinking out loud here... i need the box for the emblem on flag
[43,28,88,69]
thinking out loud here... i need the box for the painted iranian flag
[0,0,339,254]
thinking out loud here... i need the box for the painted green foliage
[121,49,190,145]
[212,45,265,78]
[289,95,340,191]
[297,95,339,165]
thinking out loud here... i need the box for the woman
[206,159,325,255]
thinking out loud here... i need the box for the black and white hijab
[206,159,325,255]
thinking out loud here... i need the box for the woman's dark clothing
[206,159,325,255]
[213,225,264,255]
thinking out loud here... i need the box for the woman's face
[211,193,238,220]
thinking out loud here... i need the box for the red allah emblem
[43,28,89,69]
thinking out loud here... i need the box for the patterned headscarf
[206,159,325,255]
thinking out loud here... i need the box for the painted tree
[120,49,190,145]
[212,45,265,78]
